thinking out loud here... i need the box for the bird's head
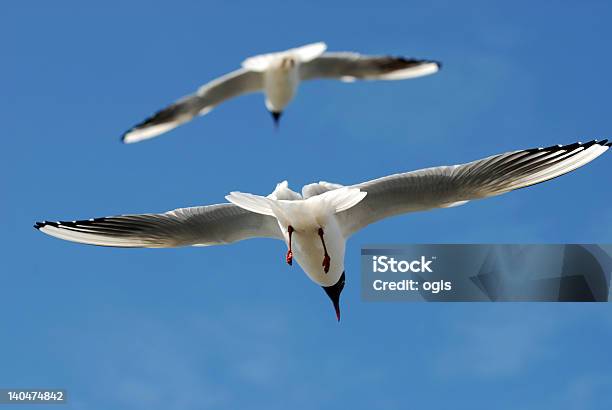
[269,110,283,128]
[322,271,345,322]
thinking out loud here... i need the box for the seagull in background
[35,140,610,319]
[121,42,441,143]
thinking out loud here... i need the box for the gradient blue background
[2,1,612,409]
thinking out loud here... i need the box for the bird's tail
[242,42,327,71]
[312,187,367,213]
[226,187,366,225]
[225,192,277,216]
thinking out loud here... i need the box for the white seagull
[35,140,610,319]
[121,42,441,143]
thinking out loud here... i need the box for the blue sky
[2,1,612,409]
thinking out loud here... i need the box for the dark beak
[270,111,282,128]
[322,272,345,322]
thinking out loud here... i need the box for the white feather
[242,42,327,71]
[225,192,276,216]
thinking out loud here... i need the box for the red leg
[286,225,294,266]
[318,228,331,273]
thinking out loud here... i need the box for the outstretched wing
[338,140,610,237]
[122,68,263,143]
[299,52,440,82]
[35,203,282,248]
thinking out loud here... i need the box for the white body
[226,182,366,287]
[278,203,345,287]
[242,42,327,113]
[36,140,611,296]
[121,41,442,143]
[263,59,300,113]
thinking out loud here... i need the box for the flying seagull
[121,42,440,143]
[35,140,610,319]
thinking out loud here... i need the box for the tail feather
[315,187,367,213]
[242,42,327,71]
[225,192,276,216]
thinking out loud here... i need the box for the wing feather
[337,140,610,236]
[35,203,282,248]
[300,52,440,82]
[122,69,263,143]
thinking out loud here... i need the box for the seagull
[121,42,441,143]
[35,140,610,319]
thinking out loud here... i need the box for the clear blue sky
[2,1,612,409]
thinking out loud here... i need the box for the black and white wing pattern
[122,68,263,143]
[35,203,282,248]
[299,52,440,82]
[338,140,610,236]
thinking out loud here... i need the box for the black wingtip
[525,138,612,154]
[558,139,611,150]
[412,58,441,69]
[580,139,611,148]
[565,141,582,151]
[121,120,147,143]
[34,218,109,231]
[120,129,133,144]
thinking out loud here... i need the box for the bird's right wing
[35,203,282,248]
[299,52,440,82]
[338,140,610,237]
[122,68,263,143]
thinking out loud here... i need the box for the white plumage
[121,42,441,143]
[35,140,610,319]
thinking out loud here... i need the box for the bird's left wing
[122,68,263,143]
[299,52,440,82]
[338,140,610,237]
[35,203,282,248]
